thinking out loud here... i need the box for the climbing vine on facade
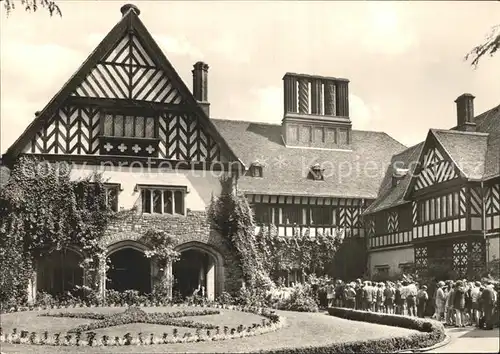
[0,157,111,307]
[142,229,180,298]
[208,176,274,292]
[208,175,345,293]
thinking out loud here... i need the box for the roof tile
[212,119,406,199]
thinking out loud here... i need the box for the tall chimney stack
[455,93,476,132]
[192,61,210,117]
[281,72,352,148]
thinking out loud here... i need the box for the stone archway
[173,242,224,301]
[106,241,152,294]
[36,247,84,297]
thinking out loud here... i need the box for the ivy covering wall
[0,157,111,306]
[208,176,351,291]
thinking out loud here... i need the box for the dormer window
[309,163,324,181]
[249,161,264,178]
[392,168,409,187]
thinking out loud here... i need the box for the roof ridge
[392,141,424,158]
[212,118,406,137]
[211,118,281,126]
[474,103,500,120]
[432,129,490,137]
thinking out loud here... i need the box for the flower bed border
[246,308,446,354]
[0,303,285,347]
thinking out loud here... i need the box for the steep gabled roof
[3,5,243,168]
[212,119,406,199]
[432,130,489,181]
[475,104,500,180]
[484,132,500,180]
[364,142,423,214]
[366,102,500,214]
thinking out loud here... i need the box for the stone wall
[101,208,242,295]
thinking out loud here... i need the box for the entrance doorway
[173,249,214,299]
[107,248,151,294]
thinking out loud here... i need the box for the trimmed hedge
[251,308,445,354]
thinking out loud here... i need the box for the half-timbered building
[365,95,500,279]
[10,3,483,300]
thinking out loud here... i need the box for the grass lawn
[0,309,419,353]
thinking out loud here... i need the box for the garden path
[429,327,500,353]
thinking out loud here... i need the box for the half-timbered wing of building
[3,5,240,170]
[365,94,500,279]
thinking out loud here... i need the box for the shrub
[216,291,235,305]
[34,292,56,308]
[249,308,444,353]
[275,284,318,312]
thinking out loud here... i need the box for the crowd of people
[326,278,499,330]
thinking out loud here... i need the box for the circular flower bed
[0,303,285,347]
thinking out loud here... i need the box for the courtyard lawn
[0,308,420,353]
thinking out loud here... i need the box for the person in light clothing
[400,281,409,315]
[470,281,481,326]
[363,281,373,311]
[326,280,335,307]
[406,281,418,317]
[435,281,446,321]
[376,282,385,312]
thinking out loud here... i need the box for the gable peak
[120,3,140,16]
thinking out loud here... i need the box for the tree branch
[1,0,62,17]
[466,24,500,68]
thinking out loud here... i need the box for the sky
[1,0,499,154]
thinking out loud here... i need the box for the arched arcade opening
[173,242,224,301]
[37,248,84,297]
[106,247,151,294]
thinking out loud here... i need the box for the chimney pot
[120,4,140,17]
[454,93,476,132]
[35,111,41,117]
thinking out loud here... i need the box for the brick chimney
[282,72,352,149]
[455,93,476,132]
[120,3,140,16]
[192,61,210,117]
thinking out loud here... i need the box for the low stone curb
[397,334,451,353]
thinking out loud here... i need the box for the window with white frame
[139,186,186,215]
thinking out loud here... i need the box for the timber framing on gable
[2,7,243,171]
[404,131,465,199]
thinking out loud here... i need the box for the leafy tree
[1,0,61,16]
